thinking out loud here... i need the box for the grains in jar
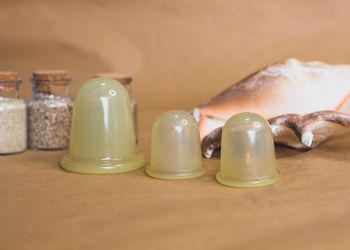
[0,72,27,154]
[27,70,73,150]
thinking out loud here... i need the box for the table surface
[1,110,350,250]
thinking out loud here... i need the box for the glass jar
[27,70,73,150]
[0,72,27,154]
[93,73,138,141]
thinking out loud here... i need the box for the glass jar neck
[31,77,70,98]
[33,83,69,97]
[0,82,20,99]
[122,82,131,96]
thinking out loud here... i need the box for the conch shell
[191,59,350,158]
[201,111,350,158]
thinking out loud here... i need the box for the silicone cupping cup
[146,110,206,179]
[216,112,281,187]
[60,77,144,174]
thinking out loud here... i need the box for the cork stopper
[0,72,21,93]
[93,73,132,85]
[0,72,21,82]
[32,70,71,85]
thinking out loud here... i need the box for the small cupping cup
[60,78,144,174]
[216,112,281,187]
[146,110,206,179]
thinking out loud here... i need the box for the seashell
[190,58,350,158]
[201,110,350,158]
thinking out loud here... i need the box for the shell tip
[190,108,200,122]
[302,131,314,147]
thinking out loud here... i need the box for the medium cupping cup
[60,78,144,174]
[216,112,281,187]
[146,110,206,179]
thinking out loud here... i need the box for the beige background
[2,0,350,110]
[1,1,350,249]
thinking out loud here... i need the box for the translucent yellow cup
[216,112,281,187]
[146,110,206,179]
[60,78,144,174]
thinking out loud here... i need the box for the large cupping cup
[146,110,206,179]
[216,112,281,187]
[60,78,144,174]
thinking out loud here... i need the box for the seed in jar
[28,92,73,150]
[0,98,27,154]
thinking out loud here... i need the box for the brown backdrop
[2,0,350,110]
[1,1,350,250]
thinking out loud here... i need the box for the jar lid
[32,70,71,84]
[93,73,132,85]
[0,72,22,83]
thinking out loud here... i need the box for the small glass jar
[27,70,73,150]
[0,72,27,154]
[93,73,138,141]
